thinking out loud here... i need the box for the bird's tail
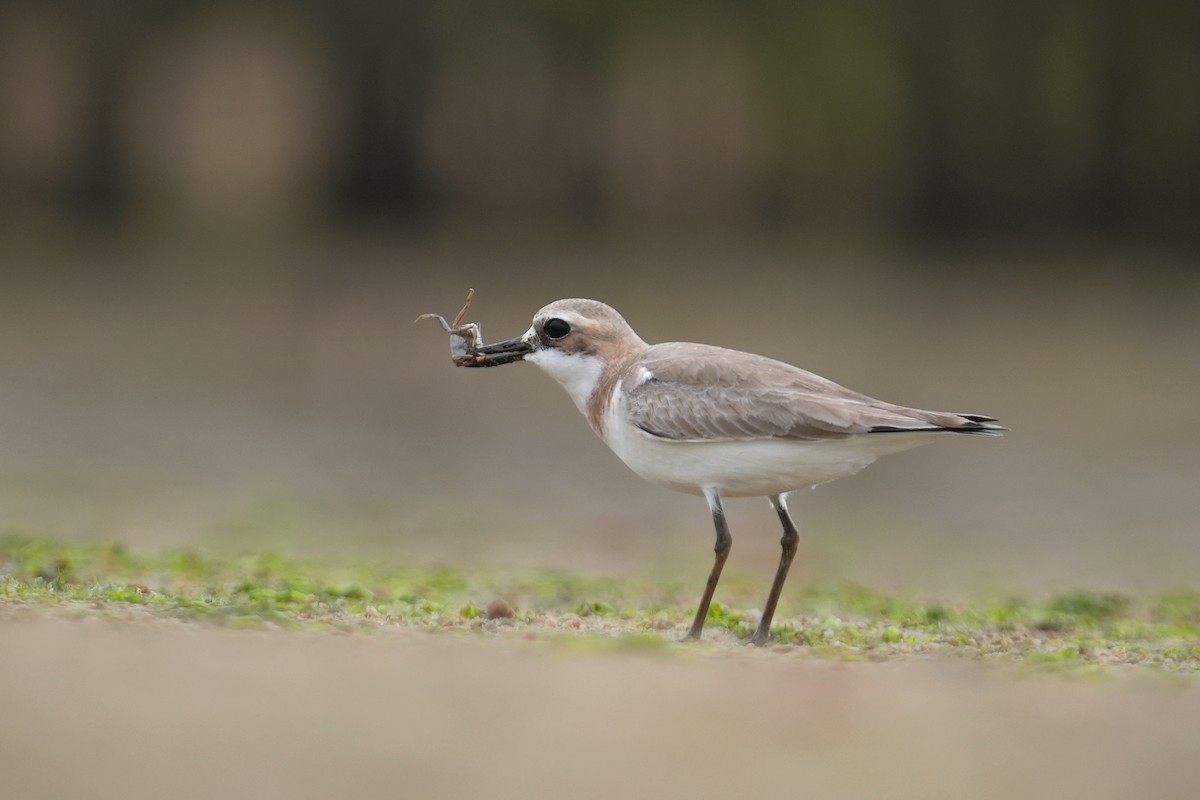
[870,412,1006,436]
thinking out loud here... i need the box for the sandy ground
[2,616,1198,800]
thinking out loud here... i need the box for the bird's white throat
[526,348,604,416]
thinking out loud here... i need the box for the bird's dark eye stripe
[544,318,570,339]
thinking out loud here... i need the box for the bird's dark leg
[749,494,800,646]
[683,488,731,642]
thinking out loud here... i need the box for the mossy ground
[2,535,1198,676]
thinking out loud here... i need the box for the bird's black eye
[544,318,571,340]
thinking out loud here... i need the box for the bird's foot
[746,628,772,647]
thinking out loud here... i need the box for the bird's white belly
[602,401,932,497]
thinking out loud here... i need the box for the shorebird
[459,298,1003,645]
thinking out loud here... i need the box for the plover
[459,298,1003,645]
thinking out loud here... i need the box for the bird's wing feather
[623,343,981,442]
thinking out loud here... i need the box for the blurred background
[1,0,1198,596]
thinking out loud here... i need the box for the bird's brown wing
[623,343,990,442]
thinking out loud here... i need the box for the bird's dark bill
[455,336,533,367]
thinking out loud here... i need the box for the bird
[458,298,1004,645]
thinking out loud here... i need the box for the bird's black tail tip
[870,413,1006,436]
[954,413,1006,435]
